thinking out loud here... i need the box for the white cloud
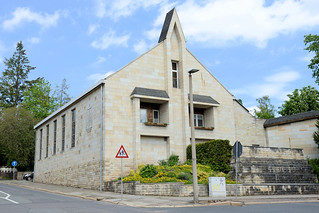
[86,71,114,82]
[88,24,100,35]
[28,37,41,44]
[133,40,148,54]
[92,56,106,66]
[93,0,163,20]
[145,0,319,48]
[231,69,301,101]
[91,30,130,50]
[2,7,60,31]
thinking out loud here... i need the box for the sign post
[115,145,129,201]
[233,141,242,198]
[11,161,17,180]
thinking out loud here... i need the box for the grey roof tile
[158,8,174,43]
[131,87,169,99]
[189,94,219,105]
[264,110,319,127]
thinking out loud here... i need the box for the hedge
[186,139,232,173]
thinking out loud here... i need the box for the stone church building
[34,9,319,189]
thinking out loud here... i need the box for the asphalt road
[1,183,319,213]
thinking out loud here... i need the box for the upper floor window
[153,110,159,123]
[140,108,147,123]
[172,61,179,88]
[140,103,161,123]
[71,109,76,148]
[194,114,204,127]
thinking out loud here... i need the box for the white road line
[0,191,19,204]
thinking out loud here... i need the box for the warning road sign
[115,145,129,158]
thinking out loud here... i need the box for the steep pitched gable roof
[264,110,319,128]
[158,8,185,44]
[158,8,174,43]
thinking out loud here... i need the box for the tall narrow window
[62,115,65,152]
[46,125,49,158]
[71,109,76,148]
[39,129,43,160]
[140,109,147,123]
[53,120,57,155]
[172,61,179,88]
[153,110,159,123]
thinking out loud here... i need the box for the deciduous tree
[0,107,38,170]
[23,78,58,119]
[254,96,275,119]
[304,34,319,85]
[278,86,319,116]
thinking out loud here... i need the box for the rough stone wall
[266,119,319,159]
[104,181,319,196]
[34,88,103,189]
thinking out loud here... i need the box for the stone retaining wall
[104,181,319,196]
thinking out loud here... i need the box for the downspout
[99,83,104,191]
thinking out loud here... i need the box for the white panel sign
[209,177,226,198]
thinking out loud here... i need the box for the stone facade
[33,8,319,189]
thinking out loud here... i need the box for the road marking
[0,191,19,204]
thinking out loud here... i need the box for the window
[140,109,147,123]
[53,120,57,155]
[39,129,43,160]
[153,110,159,123]
[172,61,179,88]
[62,115,65,152]
[71,109,76,148]
[194,114,204,127]
[46,125,49,158]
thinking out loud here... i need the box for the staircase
[230,145,318,184]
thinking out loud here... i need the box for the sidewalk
[1,180,319,208]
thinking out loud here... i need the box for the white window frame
[172,61,179,88]
[153,110,159,123]
[194,114,204,127]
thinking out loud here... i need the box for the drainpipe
[99,83,104,191]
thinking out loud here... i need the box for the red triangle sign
[115,145,129,158]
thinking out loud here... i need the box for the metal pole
[121,158,123,201]
[189,73,199,203]
[235,142,238,199]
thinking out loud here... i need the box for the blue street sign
[12,161,17,167]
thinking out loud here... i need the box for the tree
[22,78,59,119]
[254,96,276,119]
[0,107,38,170]
[304,34,319,85]
[313,120,319,149]
[54,78,71,107]
[278,86,319,116]
[0,41,36,108]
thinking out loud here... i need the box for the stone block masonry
[104,181,319,196]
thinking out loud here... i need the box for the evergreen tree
[0,41,35,108]
[54,78,71,107]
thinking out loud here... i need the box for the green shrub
[308,158,319,181]
[186,139,232,173]
[168,154,179,166]
[158,160,168,166]
[177,172,192,181]
[140,164,158,178]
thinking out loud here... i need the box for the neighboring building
[33,8,319,189]
[264,110,319,159]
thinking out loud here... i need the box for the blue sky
[0,0,319,115]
